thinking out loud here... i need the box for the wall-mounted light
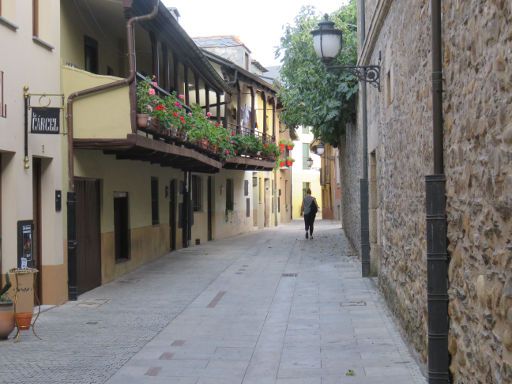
[306,157,314,169]
[315,142,325,155]
[311,15,381,91]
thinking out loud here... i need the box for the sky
[162,0,349,68]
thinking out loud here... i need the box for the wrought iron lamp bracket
[326,64,381,91]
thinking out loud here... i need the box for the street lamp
[311,15,381,91]
[315,142,325,156]
[306,157,314,169]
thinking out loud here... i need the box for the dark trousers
[304,213,316,235]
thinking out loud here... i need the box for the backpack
[310,198,318,215]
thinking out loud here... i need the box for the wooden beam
[184,65,190,105]
[149,32,159,81]
[173,52,179,93]
[250,86,255,134]
[162,44,169,91]
[216,92,221,123]
[236,83,241,133]
[262,91,267,138]
[195,72,200,105]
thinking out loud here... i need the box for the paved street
[0,221,426,384]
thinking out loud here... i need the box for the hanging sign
[31,107,60,134]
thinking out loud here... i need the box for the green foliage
[276,1,358,146]
[0,273,12,303]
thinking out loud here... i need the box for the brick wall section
[443,1,512,382]
[340,122,362,256]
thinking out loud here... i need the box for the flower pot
[136,113,150,128]
[279,144,285,152]
[287,145,294,150]
[9,268,37,331]
[286,160,292,167]
[0,302,14,340]
[280,161,286,167]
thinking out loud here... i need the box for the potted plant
[278,139,287,152]
[262,142,280,160]
[0,273,14,340]
[286,140,294,151]
[136,77,158,128]
[286,156,295,167]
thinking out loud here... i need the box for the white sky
[162,0,349,67]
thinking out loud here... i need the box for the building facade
[0,0,66,304]
[346,0,512,382]
[291,127,322,220]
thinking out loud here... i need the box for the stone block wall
[340,122,362,256]
[359,0,512,381]
[364,0,433,362]
[443,1,512,382]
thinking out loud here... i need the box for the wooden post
[262,91,267,142]
[195,72,200,105]
[149,32,159,81]
[250,86,255,134]
[184,65,190,105]
[216,92,221,123]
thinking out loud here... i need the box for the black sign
[31,107,60,134]
[17,220,34,269]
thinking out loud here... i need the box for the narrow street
[0,222,425,384]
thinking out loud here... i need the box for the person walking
[301,188,319,239]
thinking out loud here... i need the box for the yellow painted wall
[291,128,322,219]
[61,0,126,76]
[62,66,131,139]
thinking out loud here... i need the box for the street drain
[340,300,366,307]
[76,299,110,308]
[282,273,298,277]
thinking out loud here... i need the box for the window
[303,143,310,169]
[151,177,159,225]
[246,198,251,217]
[226,179,234,211]
[244,180,249,196]
[302,126,310,134]
[114,192,130,261]
[0,71,5,118]
[192,175,202,211]
[302,182,311,200]
[32,0,38,36]
[84,36,99,74]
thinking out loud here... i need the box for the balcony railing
[136,74,277,163]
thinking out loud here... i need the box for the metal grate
[340,300,366,307]
[282,273,298,277]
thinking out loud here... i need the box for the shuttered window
[226,179,234,211]
[192,175,202,211]
[302,143,310,169]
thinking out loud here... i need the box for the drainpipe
[65,0,160,300]
[426,0,449,382]
[358,0,370,277]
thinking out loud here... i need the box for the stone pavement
[0,221,426,384]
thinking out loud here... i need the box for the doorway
[169,179,177,251]
[207,176,213,241]
[264,178,270,227]
[75,178,101,295]
[32,158,42,301]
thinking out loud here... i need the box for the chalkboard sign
[17,220,34,269]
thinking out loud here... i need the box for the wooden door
[75,179,101,295]
[169,179,177,251]
[32,158,42,302]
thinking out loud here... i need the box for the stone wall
[359,0,512,381]
[364,0,433,362]
[340,122,362,256]
[443,1,512,382]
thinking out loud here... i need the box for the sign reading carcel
[31,107,60,134]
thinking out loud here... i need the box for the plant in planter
[136,77,159,128]
[233,134,263,157]
[278,139,287,152]
[262,142,280,160]
[286,156,295,167]
[0,273,14,340]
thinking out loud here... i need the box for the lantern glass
[311,15,342,63]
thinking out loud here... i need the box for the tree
[276,1,358,146]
